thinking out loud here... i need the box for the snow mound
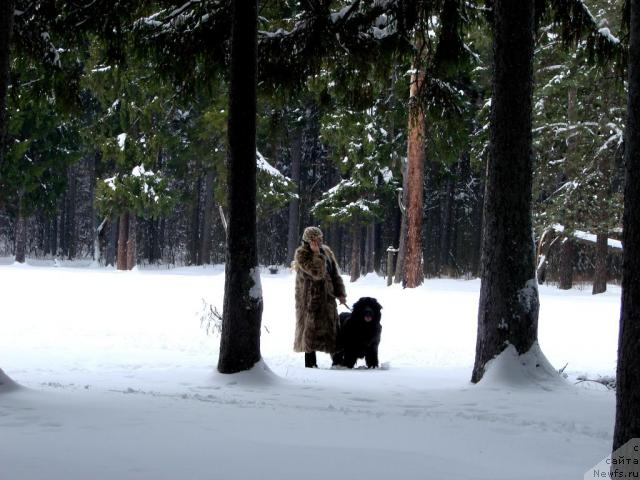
[0,368,20,393]
[479,343,568,390]
[214,359,282,386]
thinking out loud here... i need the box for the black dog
[332,297,382,369]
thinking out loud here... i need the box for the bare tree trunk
[350,225,361,283]
[106,218,117,267]
[440,176,455,275]
[364,221,375,274]
[404,67,426,288]
[386,247,398,286]
[127,214,137,270]
[472,0,539,383]
[536,227,555,284]
[14,202,26,264]
[558,237,574,290]
[0,0,14,204]
[65,165,77,259]
[200,168,215,265]
[394,169,408,283]
[218,0,263,374]
[613,0,640,455]
[94,217,107,264]
[287,128,302,263]
[116,212,129,271]
[592,233,608,294]
[189,173,202,265]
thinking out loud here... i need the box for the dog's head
[352,297,382,324]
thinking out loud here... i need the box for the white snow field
[0,262,620,480]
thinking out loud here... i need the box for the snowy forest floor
[0,262,620,479]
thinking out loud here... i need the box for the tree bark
[364,221,375,274]
[14,202,26,264]
[592,232,608,294]
[472,0,539,383]
[440,176,455,275]
[613,0,640,455]
[394,169,408,283]
[0,0,14,202]
[200,168,215,265]
[404,67,426,288]
[106,218,117,267]
[65,166,77,259]
[350,225,361,283]
[126,214,137,270]
[189,173,202,265]
[116,212,129,271]
[558,237,574,290]
[287,127,302,263]
[218,0,263,374]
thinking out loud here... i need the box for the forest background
[0,0,626,290]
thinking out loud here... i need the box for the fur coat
[294,243,346,353]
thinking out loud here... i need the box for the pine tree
[612,0,640,458]
[217,0,263,374]
[472,0,540,383]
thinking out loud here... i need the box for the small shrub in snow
[199,299,223,336]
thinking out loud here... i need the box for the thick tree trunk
[218,0,263,374]
[472,0,539,383]
[404,67,426,288]
[14,203,26,264]
[350,225,361,283]
[200,168,215,265]
[592,232,608,294]
[287,128,302,263]
[126,214,137,270]
[0,0,14,199]
[394,168,408,283]
[613,0,640,454]
[116,212,129,271]
[558,237,574,290]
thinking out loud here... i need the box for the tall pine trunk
[0,0,14,202]
[472,0,539,383]
[200,168,215,265]
[364,221,375,274]
[126,214,137,270]
[558,237,574,290]
[116,212,129,271]
[218,0,263,374]
[592,233,608,294]
[14,202,26,264]
[394,167,408,283]
[613,0,640,454]
[106,218,117,267]
[287,128,302,263]
[350,225,361,283]
[403,67,426,288]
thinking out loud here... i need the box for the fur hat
[302,226,323,243]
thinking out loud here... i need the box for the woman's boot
[305,352,317,368]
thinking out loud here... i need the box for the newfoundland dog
[332,297,382,369]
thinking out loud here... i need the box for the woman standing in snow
[294,226,347,368]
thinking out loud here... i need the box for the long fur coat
[294,243,346,354]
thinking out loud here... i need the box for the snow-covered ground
[0,262,620,479]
